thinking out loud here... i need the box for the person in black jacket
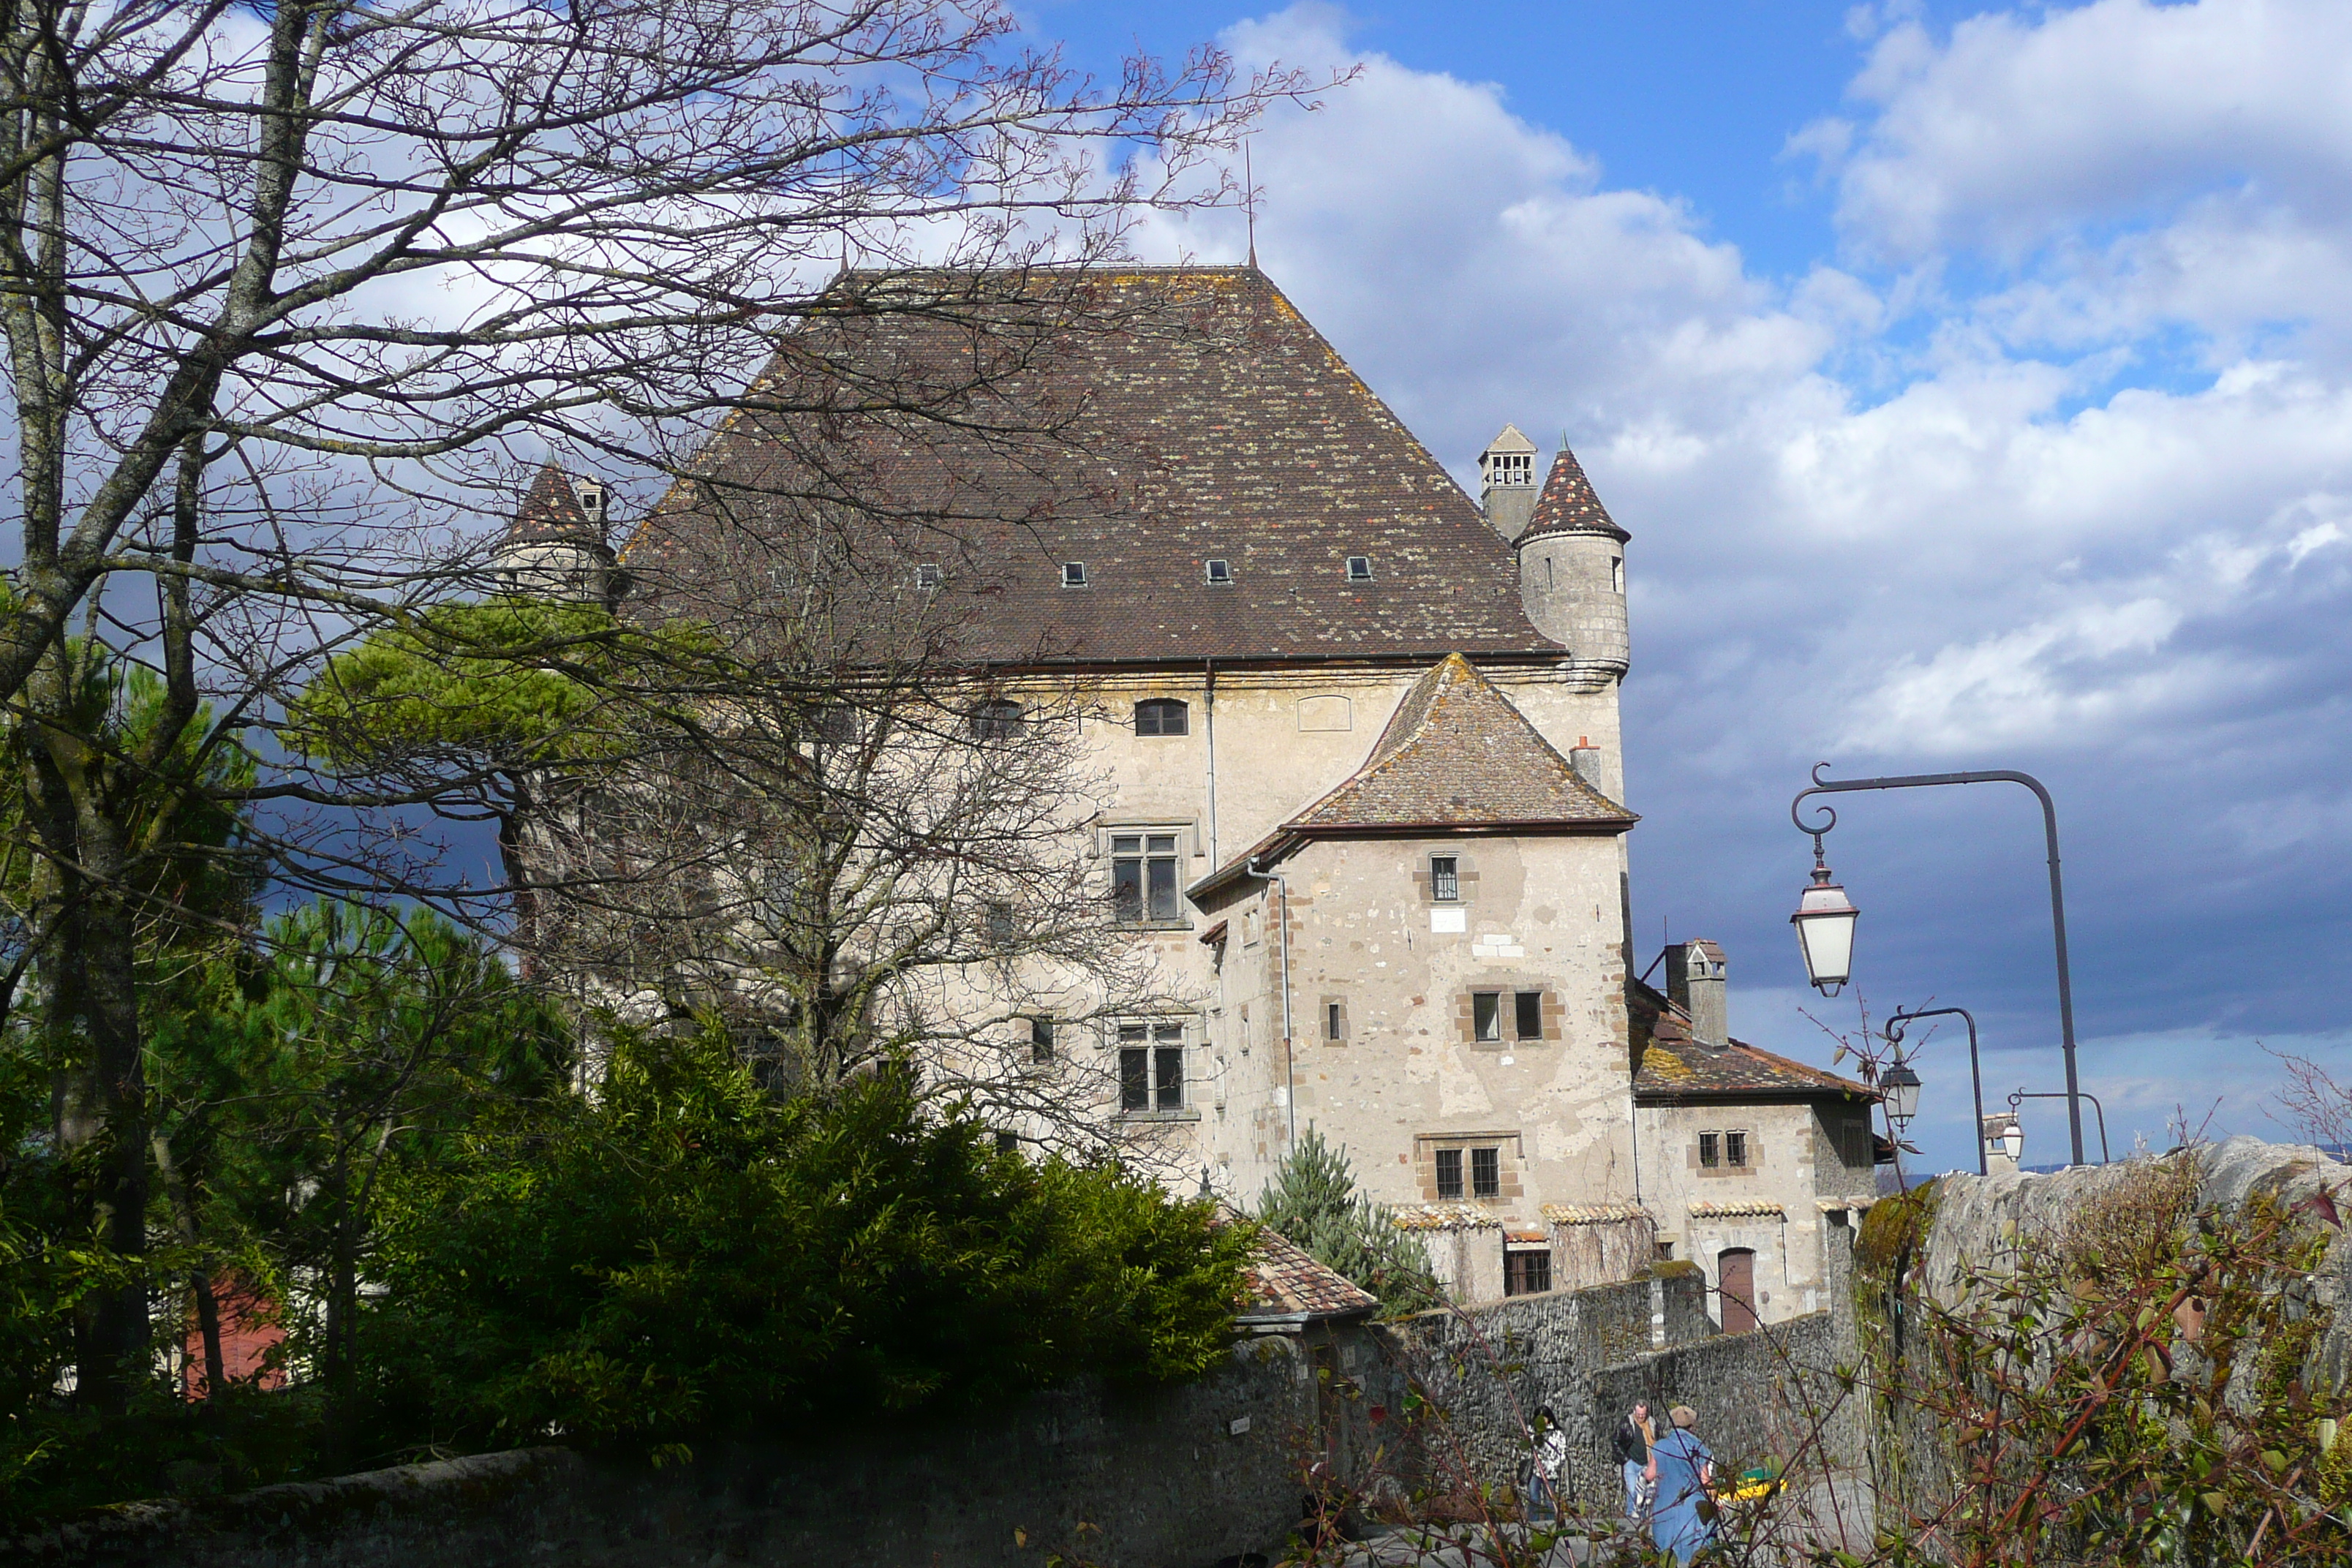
[1612,1399,1656,1518]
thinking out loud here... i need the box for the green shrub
[358,1028,1251,1454]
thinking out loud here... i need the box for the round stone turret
[493,462,619,605]
[1515,444,1629,685]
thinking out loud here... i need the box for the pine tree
[1256,1128,1444,1316]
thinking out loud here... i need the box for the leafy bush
[1257,1128,1442,1316]
[358,1028,1251,1454]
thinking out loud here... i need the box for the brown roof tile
[622,268,1568,667]
[1629,979,1873,1102]
[1240,1227,1382,1320]
[1194,655,1635,897]
[509,462,600,544]
[1518,445,1627,545]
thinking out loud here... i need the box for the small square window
[1504,1249,1551,1297]
[1203,558,1232,584]
[1135,698,1189,736]
[1345,555,1373,582]
[1655,1240,1676,1262]
[1514,991,1543,1041]
[1326,1001,1344,1041]
[1471,1146,1500,1199]
[1435,1147,1463,1199]
[1472,992,1501,1042]
[1061,562,1088,587]
[915,562,943,589]
[1030,1017,1054,1063]
[1699,1131,1721,1168]
[1725,1131,1749,1168]
[995,1131,1019,1154]
[1431,854,1459,902]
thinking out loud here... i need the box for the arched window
[968,698,1024,740]
[1134,698,1189,736]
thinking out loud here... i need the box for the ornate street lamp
[1790,763,2089,1168]
[1886,1005,1986,1174]
[1789,838,1860,995]
[1878,1061,1923,1130]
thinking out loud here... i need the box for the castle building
[518,267,1873,1317]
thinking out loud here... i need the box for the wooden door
[1719,1248,1759,1333]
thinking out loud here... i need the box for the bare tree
[0,0,1312,1407]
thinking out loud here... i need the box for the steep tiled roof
[1517,446,1627,545]
[1192,655,1636,897]
[623,268,1567,667]
[1629,979,1872,1103]
[508,462,599,544]
[1240,1228,1382,1321]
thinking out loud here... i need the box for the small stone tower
[1515,443,1630,687]
[1479,424,1540,541]
[493,462,619,605]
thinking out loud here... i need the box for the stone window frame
[1455,981,1561,1047]
[1110,1017,1197,1120]
[1413,1131,1525,1204]
[1320,995,1347,1044]
[1693,1126,1760,1177]
[1502,1245,1553,1297]
[1414,850,1481,906]
[1099,822,1199,931]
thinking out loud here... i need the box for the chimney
[1665,939,1727,1049]
[1479,424,1539,541]
[1569,735,1604,790]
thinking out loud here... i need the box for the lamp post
[1884,1006,1986,1176]
[1877,1060,1922,1131]
[1790,764,2086,1169]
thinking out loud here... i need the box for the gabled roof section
[1518,445,1628,545]
[509,462,600,545]
[1483,423,1538,455]
[1629,977,1872,1103]
[622,268,1568,667]
[1191,655,1635,899]
[1238,1226,1380,1322]
[1294,654,1635,832]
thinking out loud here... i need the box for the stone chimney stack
[1665,939,1728,1049]
[1479,424,1539,541]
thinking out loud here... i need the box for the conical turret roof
[508,461,603,544]
[1518,445,1628,544]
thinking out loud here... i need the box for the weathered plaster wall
[1201,832,1636,1226]
[1637,1099,1875,1325]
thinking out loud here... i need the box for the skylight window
[1203,558,1232,584]
[1060,562,1088,588]
[1345,556,1372,582]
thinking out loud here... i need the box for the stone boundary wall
[1585,1307,1862,1514]
[1376,1268,1716,1496]
[14,1331,1371,1568]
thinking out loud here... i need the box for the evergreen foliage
[1257,1128,1443,1316]
[360,1027,1252,1454]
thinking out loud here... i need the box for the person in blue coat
[1646,1405,1716,1565]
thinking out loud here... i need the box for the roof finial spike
[1244,140,1259,271]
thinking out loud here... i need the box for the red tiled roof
[1518,445,1627,545]
[1193,654,1635,897]
[1240,1227,1381,1321]
[621,268,1570,668]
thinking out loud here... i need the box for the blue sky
[1041,0,2352,1172]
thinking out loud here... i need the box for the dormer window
[573,482,607,522]
[915,562,943,589]
[1060,562,1088,588]
[1203,558,1232,584]
[1345,556,1373,582]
